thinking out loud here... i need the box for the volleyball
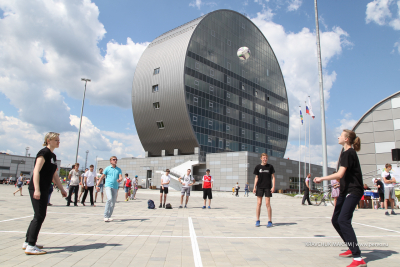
[237,47,251,61]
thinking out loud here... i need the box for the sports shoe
[184,205,187,208]
[163,203,165,208]
[347,259,367,267]
[179,205,183,208]
[104,218,109,222]
[159,203,162,208]
[82,202,86,206]
[22,242,43,250]
[24,245,46,255]
[391,210,396,215]
[125,198,129,202]
[255,220,260,227]
[202,206,206,209]
[108,218,113,221]
[208,206,211,209]
[385,211,390,216]
[267,221,273,228]
[339,249,352,257]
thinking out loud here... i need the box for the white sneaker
[108,218,113,221]
[22,242,43,250]
[104,218,110,222]
[25,245,46,255]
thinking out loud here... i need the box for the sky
[0,0,399,169]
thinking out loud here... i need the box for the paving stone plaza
[0,185,399,267]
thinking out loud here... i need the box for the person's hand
[162,185,164,189]
[271,187,275,194]
[79,182,82,185]
[314,177,322,184]
[96,187,100,192]
[85,185,88,190]
[253,188,256,194]
[61,190,67,197]
[33,190,41,200]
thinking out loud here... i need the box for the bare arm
[253,175,258,193]
[96,174,106,186]
[306,180,309,189]
[211,181,213,189]
[118,174,123,183]
[32,156,45,199]
[314,166,347,183]
[271,174,275,193]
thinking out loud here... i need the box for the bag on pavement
[147,199,155,209]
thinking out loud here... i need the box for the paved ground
[0,185,399,267]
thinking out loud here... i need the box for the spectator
[13,173,24,196]
[244,182,249,197]
[235,182,240,197]
[374,178,384,209]
[382,163,396,215]
[331,179,340,206]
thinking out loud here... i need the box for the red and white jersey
[202,175,214,189]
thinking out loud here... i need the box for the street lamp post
[75,78,91,165]
[25,147,29,157]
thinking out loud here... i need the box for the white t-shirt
[132,178,137,185]
[181,174,194,188]
[382,171,394,188]
[69,170,80,186]
[81,173,86,186]
[84,171,96,187]
[161,174,171,187]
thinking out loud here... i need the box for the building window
[278,126,281,132]
[268,122,271,128]
[208,120,213,126]
[194,97,198,103]
[242,70,245,77]
[227,108,230,113]
[267,69,269,76]
[211,30,215,37]
[255,147,259,153]
[255,118,258,124]
[256,134,259,139]
[209,86,214,93]
[0,166,10,170]
[227,39,231,46]
[194,80,199,87]
[153,102,160,109]
[255,77,259,84]
[242,84,245,90]
[227,77,231,84]
[242,23,245,29]
[208,137,212,143]
[242,113,245,119]
[153,68,160,75]
[152,85,159,93]
[226,125,230,131]
[209,102,213,108]
[195,62,200,69]
[226,141,230,148]
[227,93,230,98]
[255,90,258,96]
[242,129,245,135]
[210,69,214,77]
[242,144,245,150]
[219,140,223,148]
[21,171,30,175]
[193,116,197,122]
[156,121,165,129]
[227,62,231,70]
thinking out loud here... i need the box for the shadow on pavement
[117,218,149,222]
[271,222,297,227]
[362,249,399,263]
[45,243,121,254]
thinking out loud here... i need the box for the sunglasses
[112,159,118,161]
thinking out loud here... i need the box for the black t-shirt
[376,180,384,194]
[253,164,275,189]
[338,148,364,197]
[29,147,58,192]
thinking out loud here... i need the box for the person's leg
[81,188,88,204]
[302,191,307,204]
[208,198,211,206]
[89,187,94,205]
[334,197,337,207]
[95,191,98,202]
[331,195,346,242]
[13,187,20,195]
[256,196,262,221]
[163,193,167,205]
[26,190,48,246]
[180,194,184,206]
[67,185,74,205]
[185,196,189,206]
[306,189,312,205]
[109,188,118,217]
[337,194,362,257]
[73,186,79,205]
[159,192,163,205]
[20,187,23,196]
[265,197,272,222]
[104,187,113,218]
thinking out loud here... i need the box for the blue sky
[0,0,399,168]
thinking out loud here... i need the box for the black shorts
[203,188,212,199]
[379,193,384,202]
[160,187,169,194]
[256,187,272,197]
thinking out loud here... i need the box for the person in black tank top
[314,130,366,267]
[24,132,67,255]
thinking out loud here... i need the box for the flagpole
[299,105,301,195]
[304,101,307,181]
[309,96,312,190]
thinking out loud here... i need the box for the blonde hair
[260,153,268,158]
[343,130,361,152]
[43,132,60,146]
[109,156,117,160]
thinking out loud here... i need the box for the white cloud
[287,0,302,12]
[0,0,148,132]
[366,0,393,25]
[189,0,202,9]
[0,111,144,167]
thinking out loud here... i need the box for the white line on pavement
[0,215,32,223]
[188,217,203,267]
[353,222,400,234]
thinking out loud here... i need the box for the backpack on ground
[165,203,172,209]
[148,199,155,209]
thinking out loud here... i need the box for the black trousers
[332,194,362,257]
[25,189,49,246]
[235,189,239,196]
[302,188,312,205]
[67,185,79,205]
[82,186,94,205]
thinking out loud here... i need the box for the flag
[308,97,315,119]
[299,107,303,125]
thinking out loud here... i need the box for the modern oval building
[352,90,400,181]
[132,9,289,159]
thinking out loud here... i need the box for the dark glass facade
[184,11,289,158]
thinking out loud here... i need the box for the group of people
[373,164,397,215]
[23,129,372,266]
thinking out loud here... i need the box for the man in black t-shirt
[374,178,384,209]
[253,153,275,228]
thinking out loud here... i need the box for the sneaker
[159,203,162,208]
[108,218,113,221]
[255,220,260,227]
[66,204,70,206]
[163,203,165,208]
[184,205,187,208]
[91,204,96,207]
[125,198,128,202]
[202,206,206,209]
[82,203,86,206]
[347,259,367,267]
[104,218,110,222]
[47,203,52,206]
[22,242,43,250]
[385,211,390,216]
[391,210,396,215]
[339,249,352,257]
[208,206,211,209]
[74,204,78,206]
[24,245,46,255]
[267,221,273,228]
[179,205,183,209]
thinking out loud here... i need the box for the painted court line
[353,222,400,234]
[0,215,32,223]
[1,230,398,240]
[188,217,203,267]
